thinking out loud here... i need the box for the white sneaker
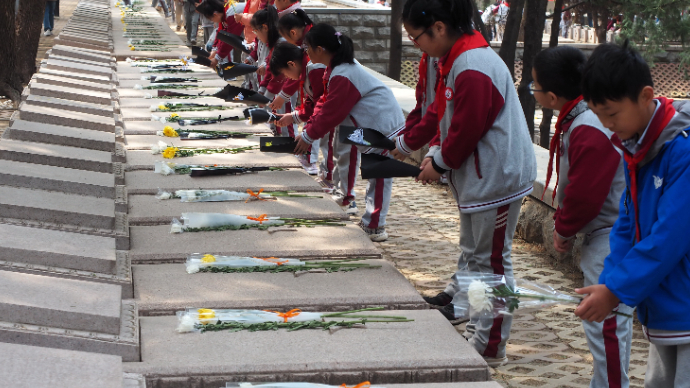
[358,220,388,242]
[483,356,508,368]
[341,201,358,215]
[305,163,319,175]
[44,30,52,36]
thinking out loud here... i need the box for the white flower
[150,141,167,155]
[154,161,176,175]
[170,223,184,234]
[144,93,153,99]
[348,128,371,146]
[134,84,143,90]
[126,57,132,63]
[151,114,160,122]
[150,105,158,112]
[176,314,197,333]
[141,75,151,80]
[468,280,494,313]
[156,130,164,136]
[186,263,200,274]
[156,190,172,200]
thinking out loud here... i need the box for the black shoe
[438,303,466,326]
[423,291,453,307]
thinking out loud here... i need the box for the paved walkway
[354,178,649,388]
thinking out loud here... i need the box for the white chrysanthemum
[155,190,172,200]
[150,105,158,112]
[170,223,184,234]
[468,280,494,313]
[126,57,132,63]
[151,114,160,122]
[156,130,164,136]
[151,141,167,155]
[176,314,197,333]
[144,93,153,99]
[186,263,200,274]
[141,75,151,80]
[134,84,143,90]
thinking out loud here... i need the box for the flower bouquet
[135,83,202,90]
[170,213,346,233]
[150,103,231,112]
[154,161,281,176]
[184,254,380,274]
[149,141,256,159]
[176,307,412,333]
[126,58,180,64]
[156,188,321,202]
[144,76,198,84]
[156,126,253,139]
[151,113,243,124]
[451,271,632,320]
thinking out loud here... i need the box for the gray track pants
[646,342,690,387]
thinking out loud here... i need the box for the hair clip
[335,31,342,44]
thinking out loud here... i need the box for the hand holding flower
[574,284,620,323]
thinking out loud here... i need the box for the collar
[622,99,660,154]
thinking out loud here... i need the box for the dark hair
[533,46,586,101]
[251,7,281,48]
[582,40,653,105]
[278,9,313,36]
[402,0,474,38]
[304,23,354,68]
[269,42,304,76]
[195,0,223,18]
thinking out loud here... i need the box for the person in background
[174,0,185,31]
[152,0,170,17]
[44,0,58,36]
[184,0,200,46]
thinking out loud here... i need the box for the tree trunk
[498,0,526,79]
[0,0,21,102]
[517,0,549,141]
[388,0,403,80]
[15,0,48,85]
[594,6,610,44]
[539,0,564,148]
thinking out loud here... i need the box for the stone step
[125,170,323,195]
[8,118,117,152]
[53,36,114,52]
[19,102,119,133]
[54,34,113,50]
[28,81,115,105]
[118,78,228,90]
[116,70,223,81]
[133,259,425,316]
[0,138,115,173]
[0,270,122,334]
[125,135,258,150]
[124,106,247,122]
[0,250,132,299]
[0,299,139,362]
[123,120,271,135]
[32,72,115,92]
[118,97,240,109]
[50,44,115,63]
[118,86,225,99]
[129,224,380,264]
[0,185,116,230]
[0,221,119,274]
[38,67,115,85]
[125,310,489,385]
[0,343,124,388]
[44,58,114,77]
[24,93,118,117]
[0,159,116,198]
[128,194,346,226]
[125,149,302,171]
[44,54,116,70]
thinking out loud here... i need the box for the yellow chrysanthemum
[158,104,169,111]
[170,113,180,118]
[197,309,216,324]
[162,147,178,159]
[162,126,178,137]
[130,47,135,51]
[265,142,272,147]
[201,254,216,263]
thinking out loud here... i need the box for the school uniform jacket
[396,46,536,213]
[290,54,326,124]
[402,55,441,159]
[301,61,406,149]
[214,5,244,62]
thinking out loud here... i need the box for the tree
[498,0,526,79]
[0,0,47,103]
[537,0,564,148]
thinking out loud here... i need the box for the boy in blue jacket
[575,41,690,387]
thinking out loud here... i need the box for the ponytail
[402,0,474,37]
[278,9,313,35]
[269,42,304,76]
[251,7,281,48]
[304,23,354,68]
[195,0,224,18]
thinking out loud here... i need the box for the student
[275,0,301,16]
[533,45,633,388]
[195,0,243,67]
[392,0,536,366]
[575,41,690,388]
[234,0,262,90]
[294,24,406,241]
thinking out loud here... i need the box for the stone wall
[306,8,392,74]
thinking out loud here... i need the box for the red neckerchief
[542,95,584,204]
[435,33,488,133]
[419,53,428,95]
[321,65,333,102]
[623,97,675,242]
[298,51,309,107]
[243,0,251,13]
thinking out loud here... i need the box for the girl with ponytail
[195,0,243,68]
[392,0,537,366]
[293,24,406,242]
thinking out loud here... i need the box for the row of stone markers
[0,0,502,387]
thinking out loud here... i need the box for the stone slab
[0,300,139,362]
[133,259,425,315]
[124,106,247,122]
[8,118,117,152]
[128,194,344,225]
[118,86,226,99]
[129,224,380,263]
[125,170,323,194]
[50,44,115,63]
[123,120,271,135]
[32,73,114,92]
[116,69,223,81]
[0,250,133,299]
[0,159,115,198]
[125,135,258,150]
[125,310,489,385]
[56,33,112,48]
[38,67,114,85]
[45,59,114,77]
[53,36,114,52]
[118,78,227,90]
[0,343,123,388]
[125,150,302,170]
[29,82,114,105]
[45,54,116,70]
[0,139,114,173]
[0,222,117,274]
[118,97,238,109]
[0,270,121,334]
[24,94,116,117]
[19,103,116,133]
[0,186,116,230]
